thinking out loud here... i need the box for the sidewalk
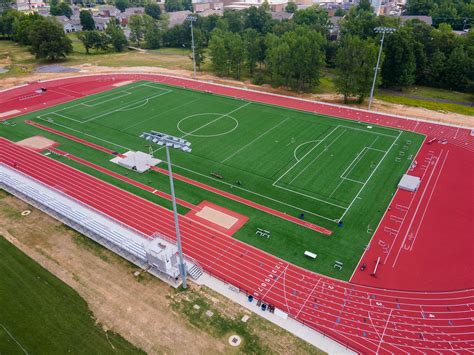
[195,273,355,355]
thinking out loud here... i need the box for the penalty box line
[337,130,402,222]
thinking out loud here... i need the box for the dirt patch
[16,135,58,152]
[0,192,323,354]
[1,66,472,128]
[196,206,238,229]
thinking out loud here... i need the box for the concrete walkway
[196,273,355,354]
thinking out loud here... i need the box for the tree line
[199,0,473,97]
[406,0,473,30]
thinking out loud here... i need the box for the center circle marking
[177,113,239,138]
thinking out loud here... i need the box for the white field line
[122,97,201,131]
[270,183,347,211]
[82,89,171,123]
[171,162,340,222]
[341,177,364,184]
[391,149,446,268]
[37,117,132,151]
[293,140,322,162]
[273,125,340,186]
[50,112,84,123]
[221,117,290,163]
[261,264,289,300]
[182,101,251,139]
[288,129,347,185]
[0,322,28,354]
[408,151,449,252]
[366,147,388,153]
[153,102,251,153]
[81,90,132,107]
[337,130,402,222]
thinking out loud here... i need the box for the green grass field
[1,81,424,279]
[0,236,144,354]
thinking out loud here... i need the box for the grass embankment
[0,235,144,354]
[378,93,474,116]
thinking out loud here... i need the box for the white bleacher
[0,163,202,287]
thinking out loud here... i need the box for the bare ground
[0,65,472,128]
[0,191,323,355]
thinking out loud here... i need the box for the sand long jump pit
[186,201,248,236]
[16,135,58,152]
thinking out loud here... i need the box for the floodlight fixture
[186,16,198,80]
[368,27,396,111]
[140,131,192,288]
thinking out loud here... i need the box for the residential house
[94,16,110,31]
[55,15,83,32]
[98,5,121,17]
[270,11,293,21]
[167,10,192,28]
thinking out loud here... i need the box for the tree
[339,2,378,39]
[208,29,227,76]
[0,0,13,14]
[144,22,162,49]
[106,20,128,52]
[406,0,434,15]
[182,0,192,11]
[225,31,244,78]
[129,14,152,47]
[293,5,330,34]
[78,30,95,54]
[80,10,95,31]
[243,28,260,74]
[334,35,379,103]
[244,6,273,34]
[443,46,472,91]
[164,0,182,12]
[12,13,44,45]
[50,2,72,18]
[381,28,417,88]
[29,18,72,60]
[285,1,297,13]
[334,7,345,16]
[144,3,161,20]
[115,0,129,12]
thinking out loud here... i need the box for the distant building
[222,0,288,12]
[167,10,192,28]
[193,0,223,13]
[98,5,121,17]
[399,15,432,26]
[94,16,110,31]
[55,15,83,32]
[15,0,47,13]
[271,11,293,21]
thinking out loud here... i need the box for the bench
[211,172,223,179]
[334,261,343,270]
[304,251,317,259]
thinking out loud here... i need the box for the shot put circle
[177,113,238,138]
[21,210,31,216]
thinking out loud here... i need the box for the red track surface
[1,138,474,354]
[1,75,473,352]
[48,147,197,211]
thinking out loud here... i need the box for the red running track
[48,147,197,211]
[1,138,474,354]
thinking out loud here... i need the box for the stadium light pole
[140,132,192,289]
[187,15,197,80]
[368,27,395,111]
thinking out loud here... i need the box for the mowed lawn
[0,236,143,354]
[1,81,424,279]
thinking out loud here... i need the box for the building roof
[271,11,294,21]
[399,15,432,26]
[168,10,192,28]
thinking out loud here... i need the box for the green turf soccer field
[1,81,424,279]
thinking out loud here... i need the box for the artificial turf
[0,81,424,280]
[0,236,144,354]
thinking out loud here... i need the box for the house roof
[270,11,293,21]
[168,10,192,28]
[399,15,432,26]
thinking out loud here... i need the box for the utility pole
[368,27,395,111]
[187,16,197,80]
